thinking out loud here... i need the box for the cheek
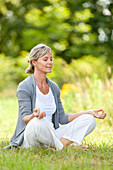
[37,63,47,71]
[37,61,45,67]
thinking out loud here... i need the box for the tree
[0,0,113,64]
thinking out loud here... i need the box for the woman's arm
[68,109,106,122]
[17,87,46,125]
[24,113,34,125]
[24,108,46,125]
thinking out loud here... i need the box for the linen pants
[22,114,96,151]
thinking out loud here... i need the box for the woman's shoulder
[17,75,33,92]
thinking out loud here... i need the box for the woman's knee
[26,117,47,134]
[30,117,47,128]
[79,114,96,128]
[24,118,48,143]
[86,114,96,128]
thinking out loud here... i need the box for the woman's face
[34,50,53,74]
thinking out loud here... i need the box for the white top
[35,85,56,128]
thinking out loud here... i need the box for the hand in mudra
[87,109,106,119]
[33,108,46,119]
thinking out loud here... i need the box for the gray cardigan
[9,74,69,147]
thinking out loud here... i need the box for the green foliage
[0,54,16,90]
[61,73,113,125]
[0,54,111,93]
[0,0,113,63]
[48,57,75,88]
[74,8,94,22]
[69,55,108,80]
[0,53,28,93]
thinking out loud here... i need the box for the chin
[47,70,52,73]
[48,71,52,73]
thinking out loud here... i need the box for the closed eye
[43,57,53,61]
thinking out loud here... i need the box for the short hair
[26,44,51,74]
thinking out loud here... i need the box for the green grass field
[0,97,113,170]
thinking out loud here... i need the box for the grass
[0,97,113,170]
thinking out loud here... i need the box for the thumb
[97,109,104,113]
[34,108,40,113]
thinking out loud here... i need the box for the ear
[32,60,37,67]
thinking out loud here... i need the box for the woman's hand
[33,108,46,119]
[68,109,106,122]
[86,109,106,119]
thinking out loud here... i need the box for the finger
[34,112,39,117]
[34,108,38,112]
[34,108,40,113]
[33,108,40,117]
[33,113,39,118]
[94,112,103,118]
[38,115,42,119]
[97,113,106,119]
[38,112,43,119]
[104,113,107,118]
[101,113,106,119]
[43,112,46,117]
[38,113,41,119]
[96,109,104,113]
[38,112,46,119]
[95,114,102,118]
[37,108,40,114]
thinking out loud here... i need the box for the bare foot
[74,145,89,151]
[50,147,56,153]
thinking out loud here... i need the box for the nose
[48,60,53,65]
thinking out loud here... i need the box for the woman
[5,44,106,151]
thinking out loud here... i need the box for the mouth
[47,67,52,69]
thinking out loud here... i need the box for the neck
[34,70,47,86]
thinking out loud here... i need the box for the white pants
[22,114,96,151]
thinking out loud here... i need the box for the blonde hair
[26,44,51,74]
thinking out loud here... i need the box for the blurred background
[0,0,113,137]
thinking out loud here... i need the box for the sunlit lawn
[0,97,113,170]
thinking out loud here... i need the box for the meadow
[0,85,113,170]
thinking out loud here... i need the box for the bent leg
[55,114,96,146]
[22,117,63,150]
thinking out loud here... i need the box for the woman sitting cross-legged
[5,44,106,151]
